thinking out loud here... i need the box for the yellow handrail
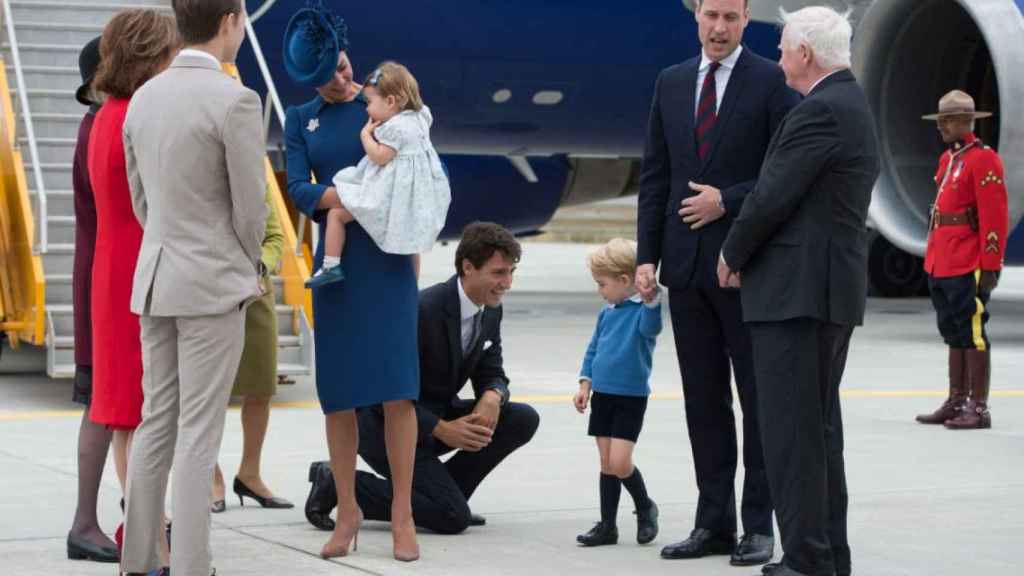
[0,57,46,346]
[223,63,313,327]
[266,158,313,326]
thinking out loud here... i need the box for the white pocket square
[483,340,493,351]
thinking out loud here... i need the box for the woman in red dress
[87,9,180,513]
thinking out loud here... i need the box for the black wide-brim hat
[76,36,101,106]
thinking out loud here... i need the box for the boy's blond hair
[587,238,638,279]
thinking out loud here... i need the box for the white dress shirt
[695,45,744,118]
[179,48,221,68]
[457,278,484,354]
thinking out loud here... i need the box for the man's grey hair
[779,6,853,70]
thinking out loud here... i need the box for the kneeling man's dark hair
[172,0,242,46]
[455,222,521,276]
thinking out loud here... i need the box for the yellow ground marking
[2,390,1023,421]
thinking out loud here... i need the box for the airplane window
[533,91,564,106]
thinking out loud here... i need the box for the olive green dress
[231,188,285,396]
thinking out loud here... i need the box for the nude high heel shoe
[320,510,362,559]
[392,518,420,562]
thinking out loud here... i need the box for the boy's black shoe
[576,522,619,547]
[635,500,659,544]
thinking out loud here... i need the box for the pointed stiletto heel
[320,510,362,559]
[233,477,294,509]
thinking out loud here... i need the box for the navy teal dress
[285,94,419,413]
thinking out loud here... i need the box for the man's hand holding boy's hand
[641,285,660,305]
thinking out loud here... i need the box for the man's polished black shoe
[576,521,618,547]
[634,500,659,544]
[660,528,736,559]
[731,533,774,566]
[762,561,848,576]
[305,461,336,531]
[67,534,119,563]
[468,513,486,527]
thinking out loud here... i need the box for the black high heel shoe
[67,533,120,563]
[233,477,294,509]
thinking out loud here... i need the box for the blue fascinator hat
[283,1,350,87]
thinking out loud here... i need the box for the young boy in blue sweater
[574,238,661,547]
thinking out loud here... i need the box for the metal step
[22,161,71,189]
[44,271,72,305]
[20,113,85,140]
[11,88,79,114]
[47,213,74,244]
[9,22,105,46]
[6,64,79,90]
[19,135,74,164]
[0,42,80,68]
[11,1,171,27]
[28,188,73,217]
[42,242,75,275]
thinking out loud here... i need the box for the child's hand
[362,117,381,135]
[574,383,591,413]
[641,284,661,305]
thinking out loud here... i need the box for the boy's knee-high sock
[600,473,621,526]
[621,467,651,509]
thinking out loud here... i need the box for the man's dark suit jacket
[722,69,881,326]
[638,47,799,289]
[411,275,510,443]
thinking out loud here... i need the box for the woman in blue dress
[283,6,419,562]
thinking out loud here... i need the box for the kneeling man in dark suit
[719,7,881,576]
[306,222,540,534]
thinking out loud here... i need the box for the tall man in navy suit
[635,0,799,566]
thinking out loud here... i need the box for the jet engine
[854,0,1024,295]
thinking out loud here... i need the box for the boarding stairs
[0,0,314,379]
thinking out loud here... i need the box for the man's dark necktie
[465,311,483,354]
[695,61,721,161]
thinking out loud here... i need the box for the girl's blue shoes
[306,265,345,288]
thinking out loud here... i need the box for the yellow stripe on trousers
[972,269,987,351]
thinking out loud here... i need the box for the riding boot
[916,347,967,424]
[945,348,991,429]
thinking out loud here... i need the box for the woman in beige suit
[211,188,294,512]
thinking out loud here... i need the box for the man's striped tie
[695,61,721,161]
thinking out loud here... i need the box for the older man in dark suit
[636,0,799,566]
[719,7,881,576]
[306,223,540,535]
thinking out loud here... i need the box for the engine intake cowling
[853,0,1024,259]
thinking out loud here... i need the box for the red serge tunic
[87,98,143,429]
[924,133,1009,278]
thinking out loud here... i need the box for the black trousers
[749,319,853,576]
[669,280,772,537]
[928,272,991,350]
[355,400,539,534]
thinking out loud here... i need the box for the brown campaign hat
[922,90,993,120]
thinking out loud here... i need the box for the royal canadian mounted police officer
[915,90,1008,430]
